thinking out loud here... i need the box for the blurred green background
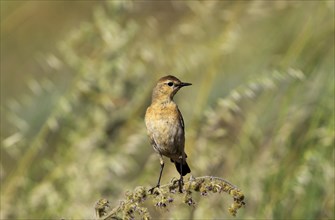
[1,1,334,219]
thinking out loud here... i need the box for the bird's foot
[148,185,160,195]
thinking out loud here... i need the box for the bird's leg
[156,158,165,187]
[149,156,164,194]
[178,158,184,193]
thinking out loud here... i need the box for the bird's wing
[177,107,185,130]
[176,107,188,159]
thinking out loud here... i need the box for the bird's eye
[167,82,174,87]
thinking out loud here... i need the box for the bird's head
[152,75,192,103]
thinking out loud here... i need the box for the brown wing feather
[177,107,185,130]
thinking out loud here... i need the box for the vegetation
[1,1,334,219]
[95,176,245,219]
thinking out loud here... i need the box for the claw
[148,185,159,194]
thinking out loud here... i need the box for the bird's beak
[179,82,192,87]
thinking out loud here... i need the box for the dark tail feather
[174,161,191,176]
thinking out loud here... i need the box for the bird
[145,75,191,193]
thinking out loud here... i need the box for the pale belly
[146,114,184,158]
